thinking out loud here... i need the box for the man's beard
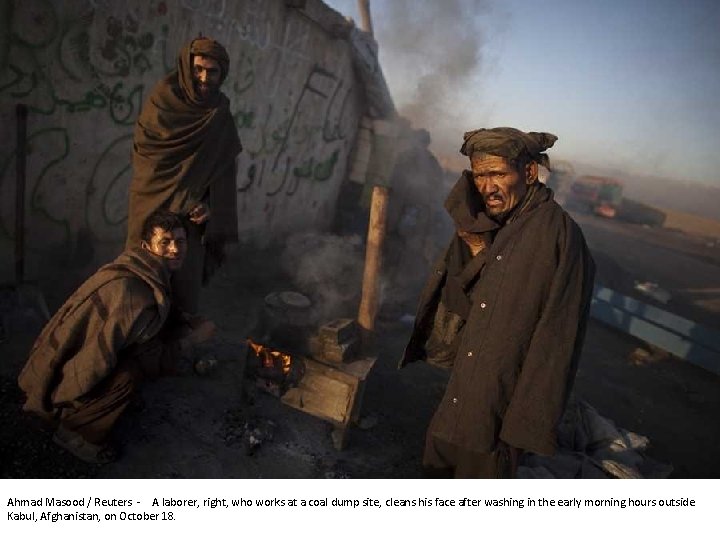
[194,81,219,101]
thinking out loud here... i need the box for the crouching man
[18,210,214,464]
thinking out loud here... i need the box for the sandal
[52,425,119,465]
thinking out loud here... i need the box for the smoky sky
[371,0,495,159]
[325,0,720,186]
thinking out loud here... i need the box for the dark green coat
[400,177,595,456]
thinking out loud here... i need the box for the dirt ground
[574,212,720,328]
[1,214,719,479]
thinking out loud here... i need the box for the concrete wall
[0,0,362,287]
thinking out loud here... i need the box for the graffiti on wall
[85,134,133,242]
[0,0,361,278]
[0,0,159,254]
[180,0,273,51]
[1,2,152,122]
[233,62,355,200]
[0,127,71,241]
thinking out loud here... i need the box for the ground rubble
[519,398,673,479]
[2,240,718,478]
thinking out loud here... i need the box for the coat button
[467,351,473,357]
[480,302,487,309]
[496,255,502,261]
[452,397,458,404]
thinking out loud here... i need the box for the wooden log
[358,0,373,35]
[357,185,389,335]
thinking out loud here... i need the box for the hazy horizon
[324,0,720,188]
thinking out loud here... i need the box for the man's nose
[198,70,207,83]
[480,180,497,196]
[168,241,179,254]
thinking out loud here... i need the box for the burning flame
[247,338,292,375]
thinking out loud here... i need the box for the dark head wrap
[177,37,230,106]
[460,127,558,170]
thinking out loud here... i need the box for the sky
[323,0,720,186]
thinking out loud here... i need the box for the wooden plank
[332,356,376,380]
[281,358,358,425]
[282,375,352,424]
[590,299,720,375]
[594,286,720,353]
[280,356,377,451]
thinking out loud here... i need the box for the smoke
[275,2,503,322]
[280,232,365,322]
[373,0,498,161]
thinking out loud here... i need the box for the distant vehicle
[544,160,575,204]
[569,176,624,218]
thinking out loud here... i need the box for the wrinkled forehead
[192,54,221,70]
[470,152,515,170]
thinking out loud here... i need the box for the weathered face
[470,153,537,218]
[143,227,187,271]
[192,55,221,100]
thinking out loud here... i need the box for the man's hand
[188,202,211,224]
[457,230,487,257]
[187,318,217,345]
[507,445,523,475]
[496,441,523,478]
[174,315,217,360]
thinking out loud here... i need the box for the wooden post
[15,104,27,285]
[354,0,392,344]
[357,185,389,336]
[357,0,374,35]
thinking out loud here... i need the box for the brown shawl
[441,171,499,318]
[441,172,543,321]
[18,248,172,418]
[126,38,242,250]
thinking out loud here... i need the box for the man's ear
[525,161,538,184]
[141,240,149,251]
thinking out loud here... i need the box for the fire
[247,338,292,375]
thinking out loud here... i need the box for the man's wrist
[178,337,193,356]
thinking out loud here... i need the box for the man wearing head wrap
[400,127,595,478]
[19,211,215,463]
[126,37,242,317]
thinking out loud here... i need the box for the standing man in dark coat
[127,37,242,316]
[400,127,595,478]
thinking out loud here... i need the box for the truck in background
[564,175,666,227]
[568,176,624,218]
